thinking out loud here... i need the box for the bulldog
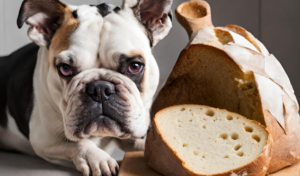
[0,0,173,175]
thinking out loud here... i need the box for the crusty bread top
[187,26,299,132]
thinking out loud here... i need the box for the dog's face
[17,0,172,141]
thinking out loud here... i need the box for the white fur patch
[152,16,173,46]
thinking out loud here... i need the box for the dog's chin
[64,115,147,142]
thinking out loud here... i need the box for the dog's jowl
[0,0,173,175]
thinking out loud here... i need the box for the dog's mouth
[83,115,114,134]
[73,114,130,139]
[72,115,147,141]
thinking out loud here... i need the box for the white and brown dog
[0,0,173,175]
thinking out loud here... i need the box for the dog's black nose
[86,81,115,102]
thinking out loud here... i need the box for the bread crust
[145,105,273,176]
[264,109,300,173]
[224,24,270,56]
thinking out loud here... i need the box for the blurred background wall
[0,0,299,159]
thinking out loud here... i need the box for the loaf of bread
[147,0,300,174]
[145,105,272,176]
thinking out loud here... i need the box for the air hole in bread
[189,119,193,122]
[251,134,261,142]
[202,125,206,129]
[237,151,244,157]
[234,144,241,151]
[226,115,233,120]
[179,125,182,127]
[219,133,228,140]
[193,151,199,156]
[224,155,229,158]
[203,117,207,121]
[181,108,186,111]
[202,155,206,158]
[183,144,188,147]
[231,133,239,140]
[244,126,253,133]
[205,110,215,116]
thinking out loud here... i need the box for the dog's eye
[58,64,74,77]
[126,62,144,75]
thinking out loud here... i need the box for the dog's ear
[123,0,173,46]
[17,0,67,47]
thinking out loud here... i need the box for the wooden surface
[119,152,162,176]
[269,162,300,176]
[119,152,300,176]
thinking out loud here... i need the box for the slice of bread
[145,105,272,176]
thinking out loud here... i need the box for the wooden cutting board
[119,152,300,176]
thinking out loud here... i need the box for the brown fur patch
[129,50,146,61]
[48,7,80,69]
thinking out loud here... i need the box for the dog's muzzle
[64,69,149,141]
[74,80,129,139]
